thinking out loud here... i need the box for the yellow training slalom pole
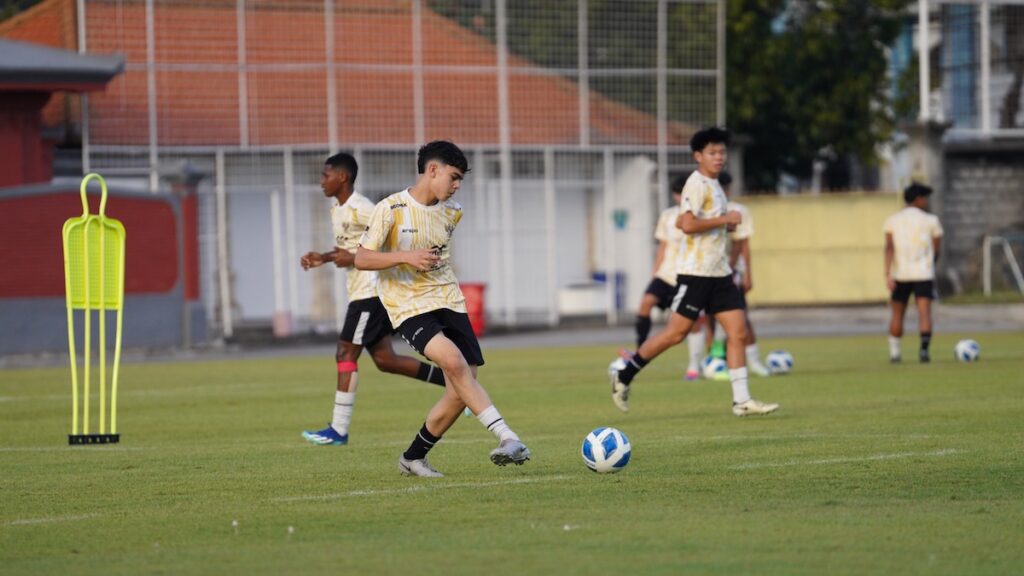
[63,173,126,445]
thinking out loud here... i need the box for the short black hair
[670,175,686,197]
[325,152,358,184]
[690,126,730,153]
[417,140,470,174]
[904,182,933,204]
[718,170,733,188]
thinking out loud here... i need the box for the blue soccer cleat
[302,424,348,446]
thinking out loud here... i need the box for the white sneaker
[489,438,530,466]
[398,456,444,477]
[732,398,779,416]
[749,361,772,377]
[610,370,630,413]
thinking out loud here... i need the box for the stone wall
[942,140,1024,291]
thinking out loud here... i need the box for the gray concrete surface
[2,303,1020,369]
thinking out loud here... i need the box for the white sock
[745,344,762,366]
[476,405,519,443]
[687,332,706,371]
[888,336,901,359]
[729,367,751,404]
[331,390,356,435]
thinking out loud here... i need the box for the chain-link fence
[79,0,723,337]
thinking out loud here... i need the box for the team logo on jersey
[390,203,407,210]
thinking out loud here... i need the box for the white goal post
[982,235,1024,296]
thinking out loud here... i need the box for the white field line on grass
[274,474,573,503]
[5,513,99,527]
[730,448,961,470]
[0,446,151,452]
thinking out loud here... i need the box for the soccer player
[704,171,771,377]
[300,152,446,447]
[631,177,708,380]
[355,141,529,477]
[608,127,779,417]
[884,182,943,363]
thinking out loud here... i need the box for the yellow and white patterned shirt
[654,205,683,285]
[331,192,378,302]
[676,170,732,277]
[359,189,467,327]
[884,206,944,281]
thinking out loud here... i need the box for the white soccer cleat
[398,456,444,478]
[489,438,531,466]
[610,370,631,413]
[749,361,772,377]
[732,398,779,417]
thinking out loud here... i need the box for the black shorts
[671,274,746,320]
[339,297,393,348]
[891,280,935,304]
[396,308,485,367]
[644,277,677,310]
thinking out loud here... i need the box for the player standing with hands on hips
[607,127,779,417]
[356,141,530,477]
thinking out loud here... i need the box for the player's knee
[336,342,360,362]
[435,353,469,379]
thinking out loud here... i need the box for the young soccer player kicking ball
[300,153,446,447]
[608,127,779,416]
[355,141,529,477]
[884,183,943,363]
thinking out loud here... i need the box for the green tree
[727,0,912,190]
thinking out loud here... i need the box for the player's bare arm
[933,236,941,263]
[678,209,741,235]
[355,245,439,272]
[652,241,667,275]
[301,249,338,270]
[884,232,895,292]
[739,239,753,293]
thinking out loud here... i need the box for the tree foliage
[727,0,912,190]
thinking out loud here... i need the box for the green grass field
[2,332,1023,575]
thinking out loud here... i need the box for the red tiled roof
[4,0,691,147]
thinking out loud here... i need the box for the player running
[884,182,943,363]
[630,177,709,380]
[607,127,779,417]
[356,141,529,477]
[300,152,446,447]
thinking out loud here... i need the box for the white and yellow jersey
[675,170,731,277]
[359,189,466,327]
[654,205,683,285]
[331,191,378,302]
[884,206,943,281]
[727,201,753,277]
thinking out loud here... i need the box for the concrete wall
[942,141,1024,291]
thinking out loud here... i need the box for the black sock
[416,363,446,387]
[618,353,649,385]
[635,316,652,349]
[920,332,932,352]
[403,424,441,461]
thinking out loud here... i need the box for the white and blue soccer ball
[581,427,632,474]
[954,339,980,362]
[765,350,794,375]
[701,356,728,379]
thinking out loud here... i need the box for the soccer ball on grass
[581,427,632,474]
